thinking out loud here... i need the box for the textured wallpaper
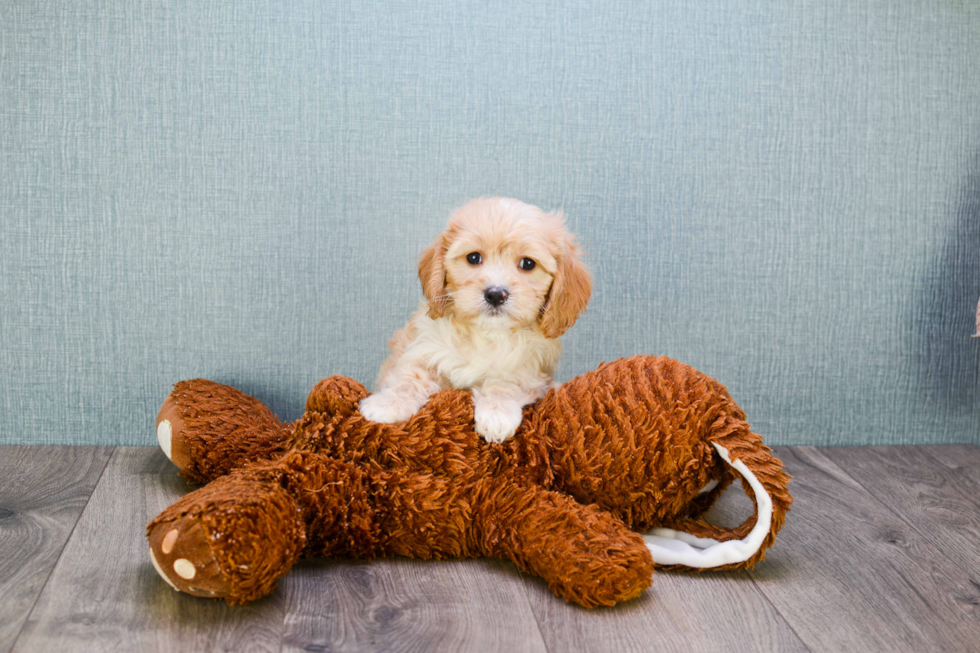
[2,0,980,445]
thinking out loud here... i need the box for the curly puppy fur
[359,198,592,443]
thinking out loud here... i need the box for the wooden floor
[2,445,980,652]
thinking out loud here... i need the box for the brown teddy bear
[147,355,791,608]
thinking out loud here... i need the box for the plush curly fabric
[147,355,791,607]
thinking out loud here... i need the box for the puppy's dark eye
[519,257,536,271]
[466,252,482,265]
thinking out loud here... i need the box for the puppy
[359,197,592,442]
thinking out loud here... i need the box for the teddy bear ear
[306,376,369,415]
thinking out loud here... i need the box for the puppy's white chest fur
[405,311,561,392]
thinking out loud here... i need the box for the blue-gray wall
[3,1,980,446]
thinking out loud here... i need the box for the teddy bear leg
[157,379,296,483]
[475,481,655,608]
[148,452,397,603]
[147,463,308,603]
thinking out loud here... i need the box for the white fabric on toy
[157,420,172,460]
[642,441,773,568]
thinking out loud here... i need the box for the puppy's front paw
[475,402,524,443]
[359,392,421,424]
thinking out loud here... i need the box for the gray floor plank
[521,571,808,653]
[521,480,808,653]
[749,446,980,653]
[12,447,285,653]
[920,444,980,490]
[0,445,113,653]
[824,445,980,582]
[9,443,980,652]
[281,557,548,653]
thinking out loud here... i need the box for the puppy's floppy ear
[418,232,450,318]
[540,238,592,338]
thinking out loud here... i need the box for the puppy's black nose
[484,286,509,307]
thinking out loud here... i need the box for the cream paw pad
[147,516,230,598]
[155,394,193,471]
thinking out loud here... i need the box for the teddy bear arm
[473,480,655,608]
[157,379,296,483]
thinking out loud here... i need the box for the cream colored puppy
[359,197,592,442]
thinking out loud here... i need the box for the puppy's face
[443,207,556,328]
[419,198,592,336]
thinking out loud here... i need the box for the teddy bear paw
[156,395,193,471]
[148,516,232,598]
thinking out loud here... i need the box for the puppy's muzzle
[484,286,509,308]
